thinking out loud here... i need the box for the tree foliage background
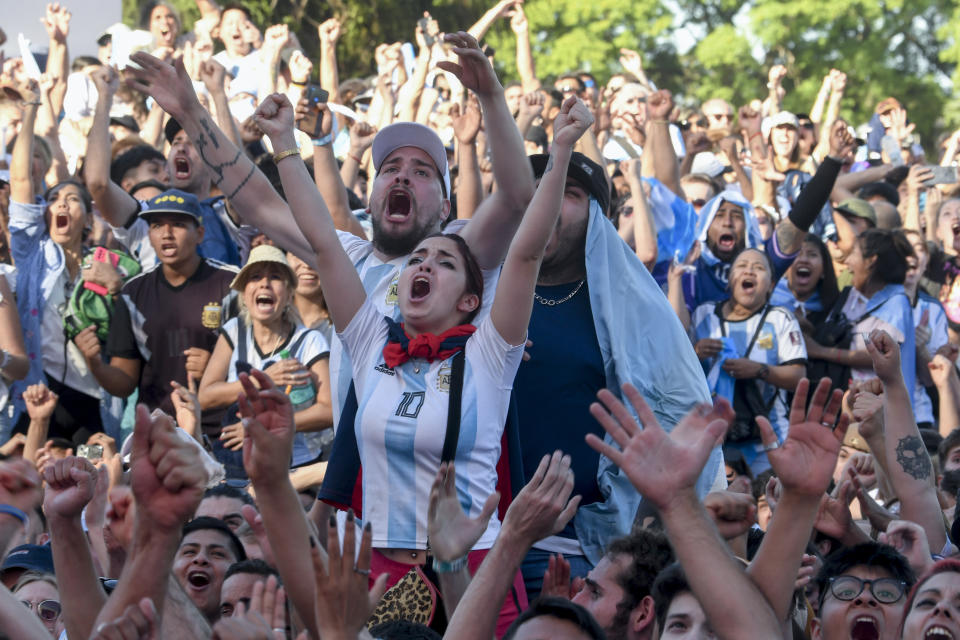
[124,0,958,149]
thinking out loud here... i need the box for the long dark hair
[420,233,484,323]
[803,233,839,310]
[860,228,914,286]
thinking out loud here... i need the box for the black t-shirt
[107,259,238,427]
[513,280,606,540]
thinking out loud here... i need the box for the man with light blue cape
[512,151,724,598]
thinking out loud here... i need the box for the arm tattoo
[775,220,803,255]
[199,117,220,150]
[543,154,555,174]
[226,163,256,200]
[194,127,243,188]
[895,435,932,481]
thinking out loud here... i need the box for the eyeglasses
[21,599,61,622]
[827,576,906,604]
[558,85,579,94]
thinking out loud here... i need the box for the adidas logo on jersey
[375,363,396,376]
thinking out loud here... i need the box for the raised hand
[294,98,334,140]
[427,462,499,562]
[618,48,645,79]
[518,91,545,120]
[198,59,228,95]
[865,330,902,385]
[318,18,342,46]
[887,107,915,145]
[129,405,207,532]
[241,505,276,567]
[540,554,577,600]
[929,353,958,389]
[124,52,199,121]
[501,450,580,545]
[757,377,849,498]
[646,89,673,122]
[312,511,388,639]
[287,50,313,86]
[43,456,99,520]
[703,490,757,540]
[813,478,859,541]
[0,457,42,516]
[245,575,286,638]
[348,121,377,155]
[238,369,295,486]
[42,3,71,44]
[509,6,529,35]
[253,93,297,142]
[220,422,245,452]
[828,119,857,161]
[105,486,136,552]
[586,383,731,511]
[261,24,291,61]
[851,386,884,440]
[451,95,482,145]
[91,65,120,98]
[170,378,201,435]
[89,598,158,640]
[738,105,762,137]
[829,69,847,94]
[24,383,58,421]
[878,520,933,576]
[184,347,212,383]
[437,31,502,97]
[767,64,787,87]
[552,96,595,148]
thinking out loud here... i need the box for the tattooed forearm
[895,435,932,481]
[226,163,256,200]
[194,130,243,188]
[543,154,554,174]
[199,117,220,150]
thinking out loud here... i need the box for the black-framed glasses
[827,576,906,604]
[21,599,62,621]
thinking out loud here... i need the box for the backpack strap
[440,350,466,463]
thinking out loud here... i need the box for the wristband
[273,148,300,163]
[757,364,770,380]
[0,504,28,526]
[749,131,763,141]
[348,153,362,164]
[311,133,334,147]
[291,80,307,87]
[432,555,468,573]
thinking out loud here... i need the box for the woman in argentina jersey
[278,95,595,572]
[692,248,807,473]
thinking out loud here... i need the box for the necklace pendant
[414,366,421,374]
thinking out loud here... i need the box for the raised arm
[450,96,484,220]
[397,17,434,123]
[641,90,681,197]
[125,53,317,266]
[317,18,343,106]
[10,79,40,204]
[438,32,535,270]
[622,158,658,269]
[240,369,321,640]
[444,452,579,640]
[588,386,782,638]
[467,0,517,42]
[254,94,366,331]
[92,406,206,629]
[748,378,849,624]
[86,66,142,227]
[867,330,948,553]
[491,98,592,346]
[930,353,960,435]
[41,3,70,117]
[774,121,855,254]
[44,457,109,640]
[510,7,540,92]
[198,59,242,147]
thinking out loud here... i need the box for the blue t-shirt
[682,233,797,312]
[513,280,607,539]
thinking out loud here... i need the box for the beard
[370,206,441,258]
[706,236,747,264]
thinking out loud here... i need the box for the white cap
[761,111,799,140]
[690,152,730,178]
[372,122,451,197]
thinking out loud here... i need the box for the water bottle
[279,349,316,412]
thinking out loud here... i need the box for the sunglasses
[22,599,61,622]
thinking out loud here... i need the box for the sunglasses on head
[22,599,61,622]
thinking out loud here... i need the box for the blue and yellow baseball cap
[140,188,203,223]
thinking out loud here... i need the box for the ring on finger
[762,440,780,452]
[353,567,371,577]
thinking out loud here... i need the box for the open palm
[758,377,848,497]
[427,463,498,562]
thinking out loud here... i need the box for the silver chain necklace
[533,279,586,306]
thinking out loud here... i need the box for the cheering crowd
[1,0,960,638]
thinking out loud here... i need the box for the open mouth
[55,213,70,231]
[174,157,190,180]
[926,626,956,639]
[794,265,812,284]
[718,233,736,251]
[187,571,210,589]
[740,277,757,294]
[387,189,412,221]
[410,275,430,301]
[851,616,879,640]
[254,293,276,312]
[160,242,178,258]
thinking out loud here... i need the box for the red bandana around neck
[382,317,476,368]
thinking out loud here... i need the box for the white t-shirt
[220,316,329,465]
[339,298,522,550]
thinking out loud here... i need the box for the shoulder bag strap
[441,350,466,463]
